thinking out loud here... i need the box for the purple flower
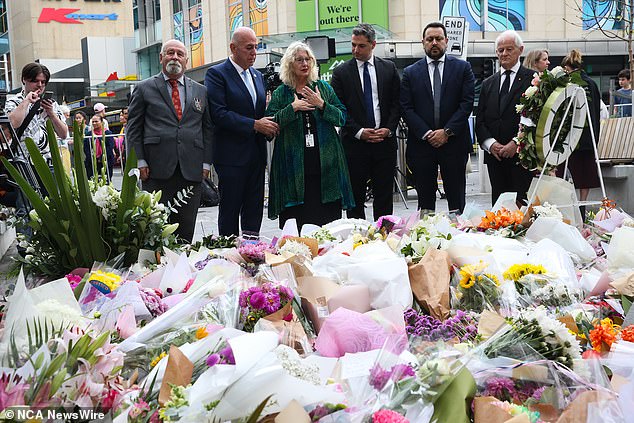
[483,377,516,402]
[206,353,221,367]
[369,365,392,391]
[220,346,235,364]
[249,291,266,309]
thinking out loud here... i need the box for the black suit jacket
[330,56,401,155]
[400,55,475,156]
[475,65,533,164]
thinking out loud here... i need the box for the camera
[263,62,282,95]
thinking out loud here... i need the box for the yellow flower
[503,263,547,282]
[486,273,500,286]
[151,351,167,368]
[195,326,208,339]
[459,261,488,289]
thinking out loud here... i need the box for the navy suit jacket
[400,55,475,155]
[205,58,267,166]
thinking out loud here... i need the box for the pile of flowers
[400,214,453,261]
[238,239,275,264]
[513,66,585,171]
[239,282,294,332]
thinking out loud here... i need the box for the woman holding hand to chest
[266,41,354,231]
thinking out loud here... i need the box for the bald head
[230,27,258,70]
[160,39,188,78]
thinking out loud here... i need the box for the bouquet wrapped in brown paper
[256,301,313,355]
[408,248,451,320]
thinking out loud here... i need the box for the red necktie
[169,79,182,120]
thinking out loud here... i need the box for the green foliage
[2,120,178,277]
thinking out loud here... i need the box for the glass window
[133,0,139,31]
[439,0,526,31]
[249,0,268,37]
[154,0,161,21]
[173,0,182,13]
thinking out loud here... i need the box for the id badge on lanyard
[305,132,315,147]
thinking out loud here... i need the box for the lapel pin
[194,98,202,112]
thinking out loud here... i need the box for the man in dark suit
[475,30,534,205]
[205,27,279,236]
[331,23,401,221]
[401,21,475,213]
[127,39,213,243]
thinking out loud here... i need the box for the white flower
[515,104,524,113]
[279,239,311,258]
[520,116,535,127]
[274,345,320,385]
[551,66,566,78]
[91,185,121,219]
[524,86,538,98]
[533,202,563,220]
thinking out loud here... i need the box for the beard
[165,60,183,76]
[425,47,445,60]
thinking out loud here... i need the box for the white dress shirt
[422,54,446,140]
[230,56,257,105]
[354,55,380,139]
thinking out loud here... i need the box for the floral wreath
[514,66,586,171]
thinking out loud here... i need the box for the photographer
[4,63,68,166]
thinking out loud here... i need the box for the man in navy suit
[401,21,475,213]
[205,27,279,236]
[331,23,401,221]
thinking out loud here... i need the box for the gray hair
[231,27,256,44]
[495,30,523,50]
[161,39,187,56]
[59,104,71,115]
[352,23,376,43]
[279,41,319,89]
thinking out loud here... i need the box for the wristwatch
[444,128,455,137]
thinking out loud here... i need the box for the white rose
[516,104,524,113]
[551,66,565,78]
[524,86,538,98]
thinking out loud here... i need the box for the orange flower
[589,318,620,352]
[195,326,208,339]
[620,325,634,343]
[478,208,525,230]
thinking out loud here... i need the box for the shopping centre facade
[1,0,631,107]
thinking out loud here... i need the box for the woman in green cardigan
[266,41,355,230]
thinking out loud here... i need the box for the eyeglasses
[294,57,312,63]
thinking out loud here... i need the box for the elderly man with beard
[401,21,475,213]
[127,39,213,242]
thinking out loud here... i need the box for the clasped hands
[490,141,517,161]
[360,128,391,143]
[425,129,449,148]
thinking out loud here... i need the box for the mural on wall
[250,0,268,36]
[229,0,244,35]
[582,0,627,30]
[189,3,204,67]
[173,12,184,43]
[439,0,526,31]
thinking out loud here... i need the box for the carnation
[372,409,409,423]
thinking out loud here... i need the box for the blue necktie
[242,69,256,107]
[363,61,376,128]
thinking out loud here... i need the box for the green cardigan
[266,79,355,219]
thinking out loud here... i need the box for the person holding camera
[4,63,68,166]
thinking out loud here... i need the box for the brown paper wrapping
[521,197,540,227]
[408,248,451,320]
[556,390,617,423]
[274,399,311,423]
[473,396,513,423]
[477,310,508,338]
[297,276,341,334]
[268,254,314,278]
[557,315,580,334]
[610,271,634,296]
[529,404,559,422]
[158,345,194,406]
[262,302,311,355]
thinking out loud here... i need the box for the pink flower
[206,353,221,367]
[249,291,266,309]
[531,75,540,86]
[372,409,409,423]
[0,373,28,409]
[129,399,150,418]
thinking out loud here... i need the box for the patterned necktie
[169,79,182,120]
[432,60,441,128]
[363,61,376,128]
[499,69,512,107]
[243,69,257,107]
